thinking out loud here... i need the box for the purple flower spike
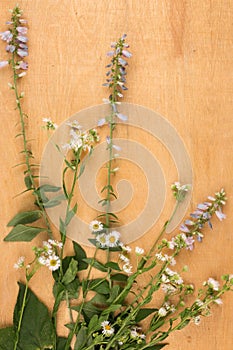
[116,113,128,121]
[197,203,209,210]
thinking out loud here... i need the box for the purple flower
[17,35,28,43]
[197,203,209,210]
[113,144,121,151]
[19,43,28,50]
[17,61,28,70]
[122,50,132,58]
[19,19,27,24]
[16,26,28,35]
[17,48,28,57]
[6,44,15,53]
[180,224,190,233]
[116,113,128,121]
[97,118,106,127]
[185,236,195,250]
[0,60,9,68]
[215,210,226,221]
[106,51,114,57]
[0,30,13,42]
[118,57,127,66]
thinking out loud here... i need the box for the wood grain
[0,1,232,349]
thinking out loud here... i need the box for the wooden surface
[0,0,233,349]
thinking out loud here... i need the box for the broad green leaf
[43,194,66,208]
[0,327,15,349]
[111,273,128,282]
[73,241,88,270]
[105,261,121,271]
[72,294,108,322]
[89,279,110,295]
[14,282,55,349]
[135,308,157,323]
[88,314,99,334]
[39,184,61,192]
[62,259,78,285]
[4,224,45,241]
[74,327,87,350]
[7,210,42,227]
[57,337,71,350]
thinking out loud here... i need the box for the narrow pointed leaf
[7,210,42,227]
[4,224,45,241]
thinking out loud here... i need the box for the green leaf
[145,345,168,350]
[135,308,157,323]
[101,304,121,316]
[14,282,55,349]
[57,337,71,350]
[177,319,190,330]
[73,241,88,270]
[74,327,87,350]
[111,273,128,282]
[72,294,108,323]
[39,184,61,192]
[83,258,108,272]
[107,285,121,303]
[65,204,78,225]
[88,314,99,334]
[4,224,45,241]
[0,327,15,349]
[89,279,110,295]
[43,194,66,208]
[105,261,121,271]
[7,211,42,227]
[62,258,78,285]
[24,175,33,189]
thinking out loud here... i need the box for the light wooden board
[0,1,232,349]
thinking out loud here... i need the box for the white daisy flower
[122,263,133,274]
[89,220,103,232]
[13,256,25,269]
[42,241,53,255]
[122,245,131,253]
[48,239,63,249]
[135,246,144,255]
[101,321,114,336]
[46,254,61,271]
[38,255,47,265]
[108,230,121,247]
[96,233,109,247]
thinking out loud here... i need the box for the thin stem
[13,279,29,350]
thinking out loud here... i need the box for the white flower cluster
[63,120,99,153]
[37,239,62,271]
[42,117,58,130]
[155,252,176,266]
[158,302,176,317]
[161,268,184,294]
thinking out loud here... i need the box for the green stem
[13,279,29,350]
[64,248,98,350]
[10,51,53,238]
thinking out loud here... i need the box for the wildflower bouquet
[0,6,232,350]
